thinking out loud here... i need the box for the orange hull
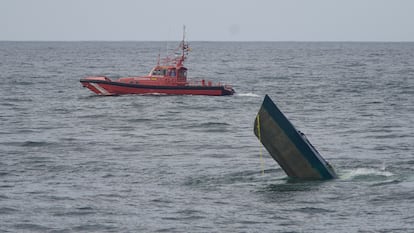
[80,77,235,96]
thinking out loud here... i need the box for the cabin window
[178,69,187,77]
[152,69,167,76]
[170,69,176,77]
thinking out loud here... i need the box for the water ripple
[1,41,413,232]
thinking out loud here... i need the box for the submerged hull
[254,95,337,180]
[80,79,235,96]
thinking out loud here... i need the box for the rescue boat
[80,28,235,96]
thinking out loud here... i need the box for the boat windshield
[152,69,167,76]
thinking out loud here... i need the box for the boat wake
[237,92,260,97]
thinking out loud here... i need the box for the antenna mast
[177,25,189,66]
[182,25,186,58]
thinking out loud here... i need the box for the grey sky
[1,0,413,41]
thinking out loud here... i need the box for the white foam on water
[237,92,260,97]
[340,168,394,180]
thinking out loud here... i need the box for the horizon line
[1,39,414,43]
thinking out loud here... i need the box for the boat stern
[223,85,235,95]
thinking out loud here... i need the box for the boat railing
[187,79,232,88]
[83,76,112,82]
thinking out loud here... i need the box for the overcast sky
[1,0,413,41]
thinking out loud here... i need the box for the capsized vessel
[254,95,337,180]
[80,28,235,96]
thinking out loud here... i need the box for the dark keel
[254,95,337,180]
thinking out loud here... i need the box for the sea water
[0,41,413,232]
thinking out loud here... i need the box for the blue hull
[254,95,337,180]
